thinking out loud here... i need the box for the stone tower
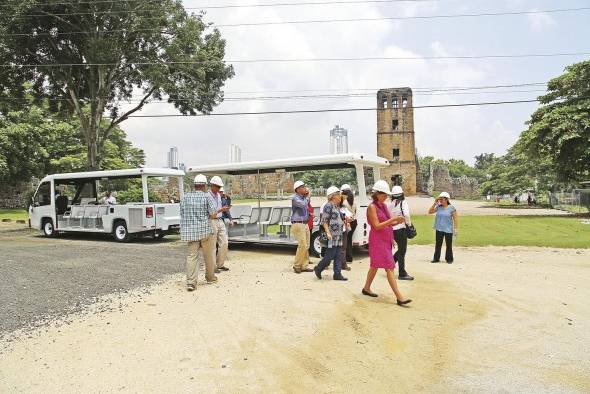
[376,87,418,194]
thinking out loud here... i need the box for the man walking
[291,180,314,273]
[181,174,218,291]
[207,176,231,272]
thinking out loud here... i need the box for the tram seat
[278,206,293,238]
[259,207,280,237]
[230,205,252,225]
[69,206,86,227]
[241,207,261,237]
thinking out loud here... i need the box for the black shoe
[218,266,230,271]
[431,260,440,263]
[398,274,414,281]
[313,266,322,279]
[362,288,378,297]
[397,299,412,306]
[333,276,348,281]
[446,260,453,264]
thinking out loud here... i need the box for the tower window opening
[392,148,400,160]
[402,96,408,108]
[392,119,399,130]
[380,95,388,108]
[392,97,398,109]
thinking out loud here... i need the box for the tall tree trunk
[87,128,99,171]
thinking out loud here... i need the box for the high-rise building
[376,87,418,194]
[329,125,348,154]
[229,144,242,163]
[167,146,179,169]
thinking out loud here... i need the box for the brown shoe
[343,264,351,271]
[301,268,314,273]
[207,276,218,283]
[293,267,302,274]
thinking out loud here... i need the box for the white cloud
[122,0,529,168]
[527,10,556,33]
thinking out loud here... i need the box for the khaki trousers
[197,219,229,270]
[186,235,216,285]
[292,223,310,270]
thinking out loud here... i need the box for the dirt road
[1,243,588,393]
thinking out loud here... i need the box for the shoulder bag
[400,202,417,239]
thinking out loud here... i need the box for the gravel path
[0,226,185,336]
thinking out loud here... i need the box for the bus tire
[42,218,56,237]
[156,231,166,239]
[310,231,322,257]
[113,220,130,243]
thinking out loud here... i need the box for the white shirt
[388,200,411,230]
[209,191,223,219]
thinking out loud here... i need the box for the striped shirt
[180,191,216,241]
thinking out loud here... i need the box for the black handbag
[400,202,417,239]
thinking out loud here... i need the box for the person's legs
[444,232,454,263]
[385,269,405,300]
[215,219,229,269]
[201,234,217,282]
[333,246,345,279]
[346,220,357,262]
[433,230,444,261]
[315,247,337,275]
[292,223,307,272]
[186,241,200,287]
[394,228,408,276]
[340,232,350,270]
[303,225,310,264]
[363,267,378,292]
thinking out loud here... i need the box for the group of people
[179,173,459,305]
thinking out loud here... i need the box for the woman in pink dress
[361,180,412,306]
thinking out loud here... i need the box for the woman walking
[389,186,414,280]
[361,180,411,306]
[314,186,348,281]
[340,184,357,264]
[428,192,458,264]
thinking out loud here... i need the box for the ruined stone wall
[0,181,35,208]
[229,173,294,199]
[426,163,479,199]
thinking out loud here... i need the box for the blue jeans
[316,246,343,278]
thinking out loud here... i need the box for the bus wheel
[113,221,130,242]
[42,218,56,237]
[155,231,166,239]
[310,231,322,257]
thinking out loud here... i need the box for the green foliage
[0,208,28,221]
[410,215,590,249]
[295,169,357,190]
[0,1,234,169]
[0,106,145,184]
[519,60,590,184]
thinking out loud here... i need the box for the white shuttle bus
[29,168,185,242]
[188,153,389,255]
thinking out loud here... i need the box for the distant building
[329,125,349,154]
[167,147,179,169]
[229,144,242,163]
[179,163,186,172]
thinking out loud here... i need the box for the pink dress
[367,201,395,269]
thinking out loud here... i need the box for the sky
[121,0,590,167]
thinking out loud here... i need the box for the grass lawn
[0,209,28,221]
[410,215,590,249]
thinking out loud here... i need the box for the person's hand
[453,229,458,238]
[229,221,234,227]
[327,232,333,241]
[220,205,230,213]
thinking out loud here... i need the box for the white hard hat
[293,180,305,191]
[439,191,451,199]
[326,186,341,198]
[372,180,391,195]
[220,187,225,193]
[340,184,352,191]
[391,185,404,195]
[193,174,207,184]
[210,176,224,187]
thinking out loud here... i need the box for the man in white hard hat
[200,175,231,272]
[180,174,219,291]
[291,180,314,273]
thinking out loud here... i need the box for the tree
[519,60,590,183]
[474,153,497,171]
[0,105,144,184]
[0,1,233,169]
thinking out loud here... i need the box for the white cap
[193,174,207,184]
[210,176,224,187]
[439,191,451,199]
[372,180,391,195]
[340,184,352,191]
[326,186,340,198]
[293,180,305,191]
[391,185,403,195]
